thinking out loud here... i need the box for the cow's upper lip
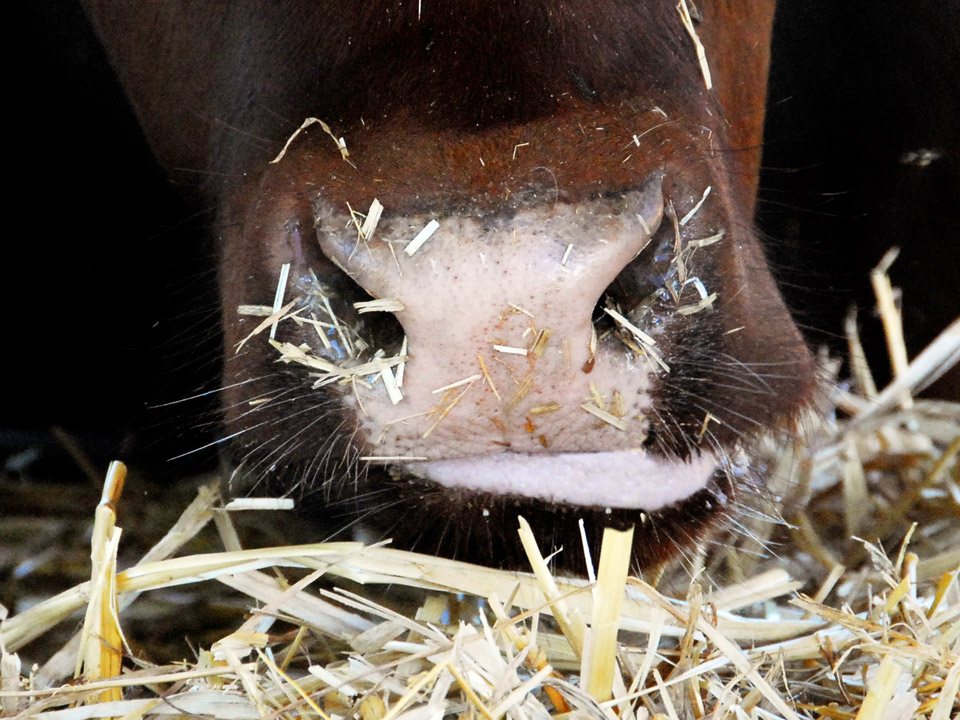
[405,450,717,511]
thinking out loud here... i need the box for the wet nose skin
[315,178,665,459]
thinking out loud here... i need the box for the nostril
[588,177,676,347]
[288,226,405,363]
[593,214,676,337]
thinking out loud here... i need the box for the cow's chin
[405,451,717,511]
[307,450,740,575]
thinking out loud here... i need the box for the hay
[272,117,350,165]
[677,0,712,91]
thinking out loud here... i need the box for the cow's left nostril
[593,211,675,336]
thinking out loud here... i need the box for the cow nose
[315,176,664,370]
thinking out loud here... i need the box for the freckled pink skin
[313,181,719,511]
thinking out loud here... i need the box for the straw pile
[2,259,958,719]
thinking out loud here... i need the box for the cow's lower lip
[406,451,717,511]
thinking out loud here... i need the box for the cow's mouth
[405,450,717,510]
[317,445,739,573]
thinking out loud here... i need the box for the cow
[78,0,817,572]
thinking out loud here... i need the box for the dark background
[5,0,959,484]
[759,1,960,402]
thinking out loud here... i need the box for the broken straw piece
[271,117,350,164]
[270,263,291,340]
[431,374,483,394]
[604,307,670,373]
[677,0,712,90]
[235,298,298,352]
[237,305,274,317]
[359,198,384,241]
[396,336,408,388]
[679,186,712,226]
[581,403,628,431]
[354,298,405,314]
[404,219,440,256]
[224,498,296,511]
[380,366,403,405]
